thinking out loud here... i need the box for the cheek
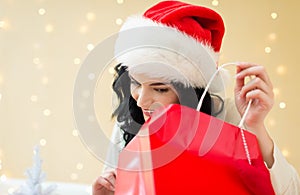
[160,92,180,105]
[171,94,180,104]
[168,89,180,104]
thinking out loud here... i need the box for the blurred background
[0,0,299,189]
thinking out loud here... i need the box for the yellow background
[0,0,299,185]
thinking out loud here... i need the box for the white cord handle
[196,62,252,165]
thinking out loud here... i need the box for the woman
[93,1,300,194]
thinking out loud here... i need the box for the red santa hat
[114,0,228,92]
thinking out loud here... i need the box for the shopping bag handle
[196,62,253,165]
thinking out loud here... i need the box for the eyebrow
[149,82,168,86]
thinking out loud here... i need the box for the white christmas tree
[12,146,57,195]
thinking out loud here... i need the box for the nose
[134,88,153,109]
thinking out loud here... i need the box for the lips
[143,110,154,117]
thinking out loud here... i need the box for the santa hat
[114,0,228,92]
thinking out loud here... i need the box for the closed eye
[154,88,169,93]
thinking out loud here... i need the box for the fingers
[234,63,275,130]
[92,172,116,193]
[235,63,274,101]
[99,176,115,191]
[239,77,273,101]
[236,63,272,87]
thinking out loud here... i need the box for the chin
[143,115,150,121]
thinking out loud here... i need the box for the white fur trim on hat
[114,15,229,92]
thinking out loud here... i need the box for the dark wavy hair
[112,63,223,147]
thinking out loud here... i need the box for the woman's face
[130,74,179,120]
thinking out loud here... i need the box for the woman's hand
[234,62,275,167]
[234,63,274,130]
[92,171,116,195]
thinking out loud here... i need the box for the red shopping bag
[115,104,275,195]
